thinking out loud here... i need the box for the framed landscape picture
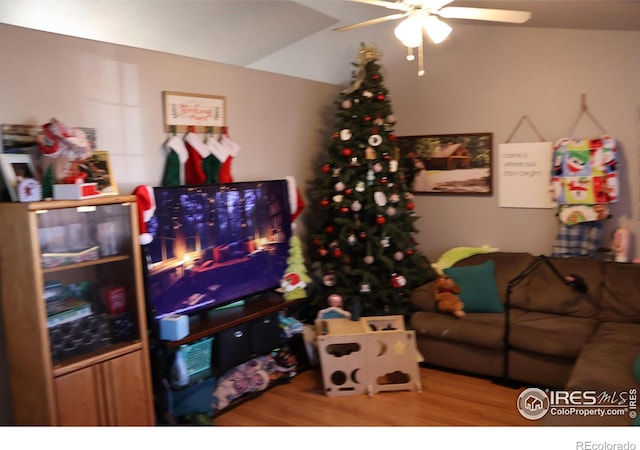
[397,132,493,195]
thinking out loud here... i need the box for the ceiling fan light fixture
[424,15,452,44]
[394,16,422,48]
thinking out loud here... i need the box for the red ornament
[407,201,415,210]
[342,148,352,157]
[322,164,331,173]
[332,132,339,139]
[376,94,385,101]
[372,74,380,81]
[325,225,335,234]
[321,198,330,207]
[359,231,367,239]
[340,206,349,214]
[391,273,407,288]
[406,249,414,255]
[376,215,386,225]
[332,248,343,258]
[345,188,353,195]
[364,115,371,122]
[318,248,328,257]
[313,238,322,247]
[389,134,396,141]
[381,177,388,185]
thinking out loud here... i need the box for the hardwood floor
[213,365,534,426]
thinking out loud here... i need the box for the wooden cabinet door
[54,365,105,425]
[101,350,154,426]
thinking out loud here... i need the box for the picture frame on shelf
[396,132,493,195]
[79,150,118,195]
[0,153,37,201]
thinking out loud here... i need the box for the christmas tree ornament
[340,206,349,214]
[367,168,375,185]
[373,162,383,172]
[342,148,352,157]
[325,225,335,234]
[386,115,396,124]
[376,215,386,225]
[360,282,372,294]
[374,117,384,126]
[335,181,345,191]
[313,238,322,247]
[332,168,341,177]
[364,255,375,264]
[318,248,328,257]
[355,181,366,192]
[321,198,330,207]
[368,134,383,147]
[407,249,414,255]
[332,247,343,258]
[374,191,387,206]
[390,160,399,172]
[394,251,405,261]
[350,156,360,166]
[391,273,407,288]
[323,273,336,286]
[381,176,388,185]
[390,193,400,203]
[333,194,344,202]
[332,132,339,139]
[351,200,362,211]
[376,93,385,101]
[386,206,397,216]
[322,163,331,173]
[342,99,352,109]
[365,147,376,160]
[362,90,373,98]
[381,236,390,247]
[359,231,367,239]
[348,233,357,246]
[344,188,353,195]
[364,115,371,122]
[340,129,352,141]
[407,201,415,210]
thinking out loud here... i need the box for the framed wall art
[163,91,226,133]
[79,150,118,194]
[397,132,493,195]
[0,153,37,201]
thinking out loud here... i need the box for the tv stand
[150,291,307,423]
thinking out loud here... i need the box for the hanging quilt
[550,135,619,205]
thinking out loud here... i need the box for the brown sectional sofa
[410,251,640,425]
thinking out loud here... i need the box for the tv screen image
[144,180,292,319]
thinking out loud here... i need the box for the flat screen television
[143,180,292,320]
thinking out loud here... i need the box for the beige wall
[381,24,640,261]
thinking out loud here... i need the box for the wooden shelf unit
[0,195,155,425]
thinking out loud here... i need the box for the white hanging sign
[498,142,555,208]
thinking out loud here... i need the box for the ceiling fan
[335,0,532,75]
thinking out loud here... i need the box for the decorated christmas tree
[307,43,437,318]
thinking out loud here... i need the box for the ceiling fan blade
[347,0,411,12]
[437,6,531,24]
[333,13,408,32]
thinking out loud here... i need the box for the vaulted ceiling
[1,1,639,84]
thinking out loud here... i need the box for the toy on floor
[433,275,465,318]
[316,294,351,321]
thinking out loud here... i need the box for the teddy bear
[433,275,465,318]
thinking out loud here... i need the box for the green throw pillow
[443,260,503,313]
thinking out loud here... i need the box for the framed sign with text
[163,91,226,133]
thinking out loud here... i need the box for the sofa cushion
[567,339,640,392]
[600,262,640,323]
[444,260,503,313]
[509,310,598,358]
[411,310,505,350]
[452,252,535,310]
[521,256,601,318]
[591,322,640,347]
